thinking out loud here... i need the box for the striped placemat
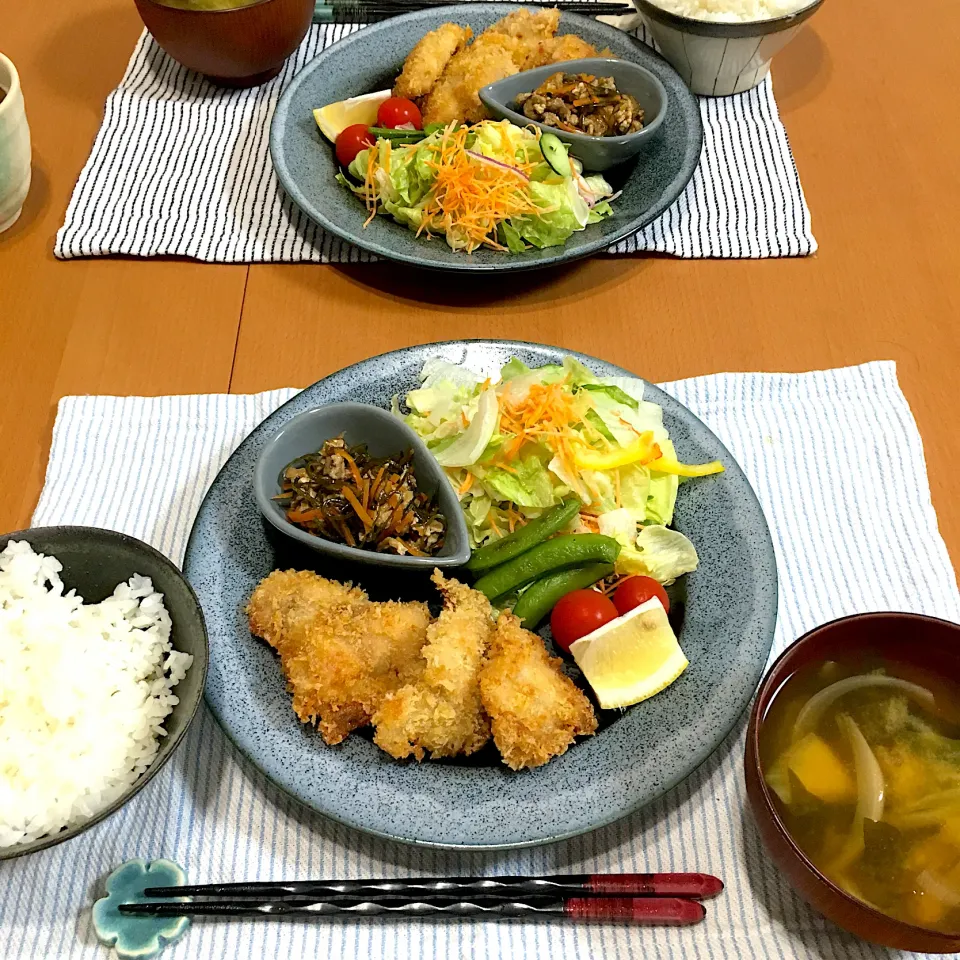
[1,361,956,960]
[55,19,816,262]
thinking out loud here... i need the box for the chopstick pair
[120,872,722,925]
[313,0,636,22]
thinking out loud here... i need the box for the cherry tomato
[376,97,422,130]
[613,576,670,616]
[335,123,374,167]
[550,590,619,652]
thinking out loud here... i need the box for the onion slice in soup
[793,675,936,741]
[919,870,960,909]
[833,713,885,870]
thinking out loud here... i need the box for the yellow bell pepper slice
[648,455,725,477]
[572,433,661,471]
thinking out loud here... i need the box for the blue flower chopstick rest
[92,859,191,959]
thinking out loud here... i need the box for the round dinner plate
[183,341,777,849]
[269,5,704,272]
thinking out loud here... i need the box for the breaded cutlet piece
[247,570,430,745]
[480,612,597,771]
[527,35,609,70]
[394,23,473,100]
[481,8,561,48]
[421,34,522,125]
[373,571,494,761]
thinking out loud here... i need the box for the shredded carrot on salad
[358,123,554,254]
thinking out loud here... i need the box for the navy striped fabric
[1,362,956,958]
[54,21,816,262]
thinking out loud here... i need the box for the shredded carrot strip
[597,574,627,597]
[363,146,379,226]
[488,510,502,538]
[505,504,525,534]
[458,472,474,495]
[504,434,526,459]
[342,487,373,532]
[340,450,364,491]
[416,124,548,252]
[395,510,416,536]
[370,465,386,501]
[579,513,600,532]
[286,506,324,523]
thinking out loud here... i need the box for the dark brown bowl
[133,0,315,88]
[745,612,960,952]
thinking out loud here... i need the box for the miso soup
[759,656,960,933]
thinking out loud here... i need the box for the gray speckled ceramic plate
[269,5,703,272]
[184,341,777,849]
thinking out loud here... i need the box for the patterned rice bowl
[632,0,824,96]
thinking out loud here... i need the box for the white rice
[0,541,193,848]
[647,0,810,23]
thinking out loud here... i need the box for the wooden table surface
[1,0,959,564]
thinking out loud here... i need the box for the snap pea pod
[367,126,427,144]
[512,563,615,630]
[473,534,620,601]
[466,498,582,575]
[367,123,452,145]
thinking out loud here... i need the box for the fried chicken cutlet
[480,612,597,770]
[414,10,610,125]
[530,34,611,69]
[480,10,609,69]
[394,23,473,100]
[421,34,523,126]
[373,572,494,760]
[247,570,430,745]
[484,8,561,50]
[420,10,561,124]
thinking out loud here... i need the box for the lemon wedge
[569,598,688,709]
[312,89,392,143]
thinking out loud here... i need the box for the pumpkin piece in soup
[784,733,857,804]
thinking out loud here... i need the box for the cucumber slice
[540,132,572,178]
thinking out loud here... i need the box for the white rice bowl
[647,0,811,22]
[0,541,193,848]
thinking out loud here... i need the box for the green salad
[394,356,725,584]
[337,121,617,254]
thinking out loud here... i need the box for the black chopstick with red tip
[121,896,707,925]
[119,873,721,925]
[143,872,723,901]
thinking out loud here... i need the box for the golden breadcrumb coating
[373,571,494,760]
[527,34,609,69]
[421,34,522,126]
[394,23,473,100]
[248,570,430,745]
[484,8,561,47]
[480,612,597,771]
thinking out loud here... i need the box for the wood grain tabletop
[1,0,958,565]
